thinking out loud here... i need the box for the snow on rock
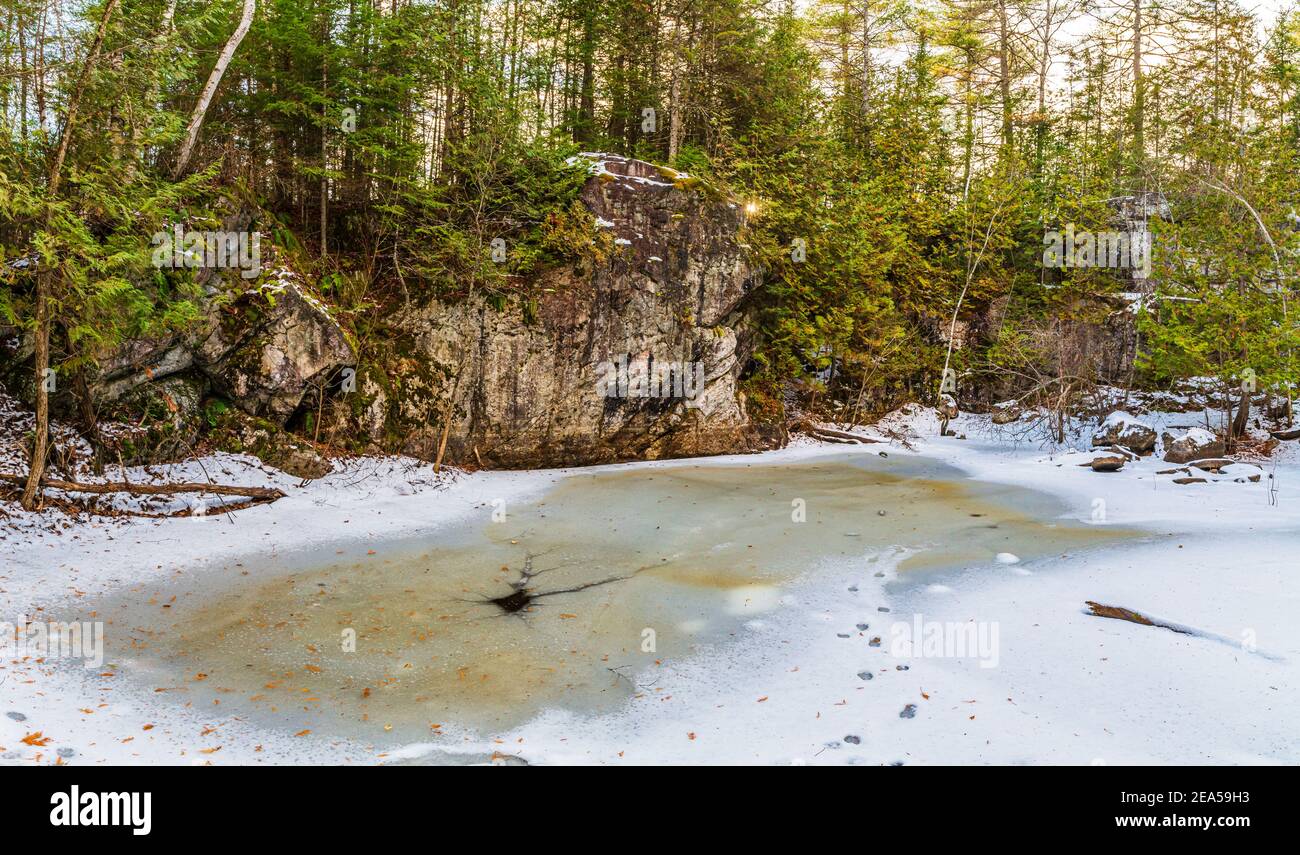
[566,152,695,190]
[1091,411,1157,454]
[990,402,1022,424]
[1162,427,1225,463]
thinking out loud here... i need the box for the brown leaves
[21,731,51,746]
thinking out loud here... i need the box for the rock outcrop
[2,157,773,469]
[372,155,776,467]
[1,219,356,465]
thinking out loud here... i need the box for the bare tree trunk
[1232,388,1250,441]
[1131,0,1145,169]
[172,0,257,180]
[667,17,683,164]
[21,0,121,511]
[17,9,27,137]
[997,0,1013,153]
[320,19,328,257]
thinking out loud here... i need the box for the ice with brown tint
[94,454,1129,746]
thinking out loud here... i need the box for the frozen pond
[93,454,1130,747]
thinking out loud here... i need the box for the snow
[1180,427,1218,445]
[1100,410,1145,428]
[566,152,692,190]
[2,397,1298,765]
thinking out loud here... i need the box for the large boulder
[192,267,354,423]
[385,154,776,467]
[1092,411,1157,454]
[1162,428,1225,463]
[27,206,356,436]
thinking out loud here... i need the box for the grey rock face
[390,154,776,467]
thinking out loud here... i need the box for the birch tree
[171,0,257,179]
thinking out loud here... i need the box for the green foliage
[2,0,1299,441]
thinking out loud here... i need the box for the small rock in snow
[1090,455,1125,472]
[5,711,27,721]
[857,671,874,681]
[900,704,917,719]
[843,735,861,745]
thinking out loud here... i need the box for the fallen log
[0,473,284,501]
[798,422,880,444]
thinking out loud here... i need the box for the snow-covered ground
[2,399,1298,765]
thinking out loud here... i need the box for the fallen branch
[1085,601,1190,635]
[797,421,880,444]
[0,473,284,501]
